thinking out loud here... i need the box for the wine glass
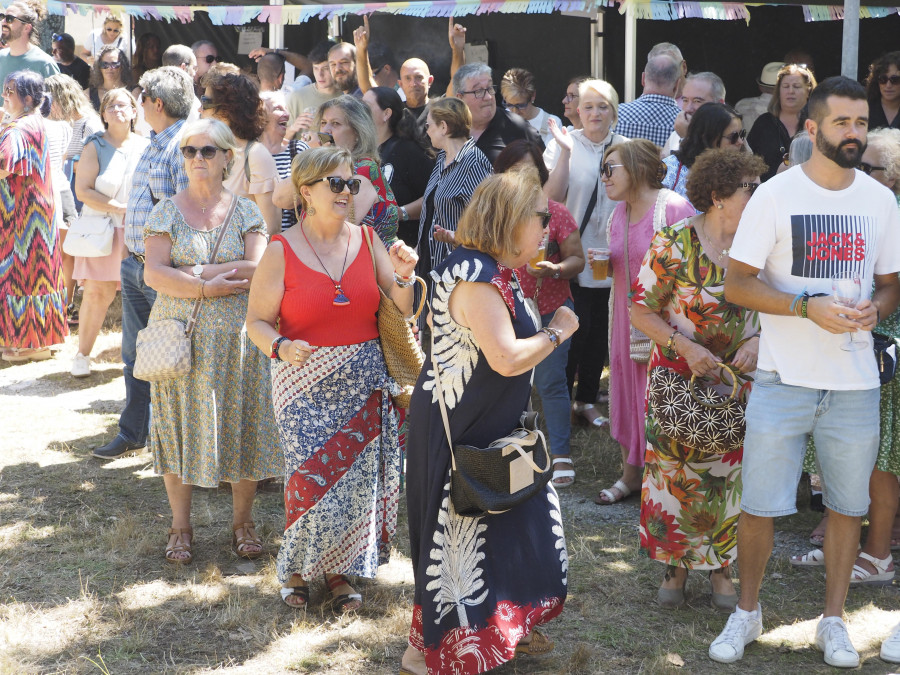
[832,272,866,352]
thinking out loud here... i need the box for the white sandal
[572,402,608,428]
[790,547,825,567]
[551,457,575,488]
[850,551,895,586]
[594,479,633,505]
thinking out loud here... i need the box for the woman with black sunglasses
[246,146,417,612]
[142,118,281,566]
[87,45,131,112]
[630,148,766,610]
[661,102,745,208]
[866,51,900,131]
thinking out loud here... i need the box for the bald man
[400,58,435,116]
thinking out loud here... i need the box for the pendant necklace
[698,215,730,263]
[301,221,351,306]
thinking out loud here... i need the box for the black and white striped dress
[272,139,309,230]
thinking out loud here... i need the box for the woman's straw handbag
[361,226,425,408]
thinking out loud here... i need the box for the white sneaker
[71,352,91,378]
[815,616,859,668]
[881,622,900,663]
[709,604,763,663]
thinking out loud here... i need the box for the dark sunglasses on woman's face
[200,95,216,110]
[181,145,223,160]
[722,129,747,145]
[858,162,886,175]
[317,132,334,146]
[309,176,361,194]
[878,74,900,86]
[0,13,31,24]
[100,61,122,70]
[535,210,552,228]
[738,182,761,195]
[203,54,222,64]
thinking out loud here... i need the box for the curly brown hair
[207,72,266,141]
[686,149,768,213]
[866,51,900,109]
[88,45,132,89]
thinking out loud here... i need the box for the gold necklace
[697,215,730,263]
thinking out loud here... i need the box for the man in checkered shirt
[93,66,192,460]
[614,54,682,149]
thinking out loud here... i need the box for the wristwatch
[399,205,409,221]
[192,264,204,278]
[552,267,561,279]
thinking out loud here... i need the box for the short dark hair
[308,39,336,65]
[5,70,45,112]
[494,139,550,186]
[686,149,768,213]
[367,42,397,71]
[807,75,867,124]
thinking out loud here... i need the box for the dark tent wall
[602,5,900,105]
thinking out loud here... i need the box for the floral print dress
[631,219,759,570]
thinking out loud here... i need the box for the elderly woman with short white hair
[142,117,281,565]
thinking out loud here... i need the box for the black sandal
[280,581,310,608]
[324,574,362,612]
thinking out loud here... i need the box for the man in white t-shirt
[709,76,900,669]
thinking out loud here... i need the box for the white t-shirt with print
[730,165,900,390]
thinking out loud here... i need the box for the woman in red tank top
[247,146,418,611]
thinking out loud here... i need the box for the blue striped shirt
[614,94,680,149]
[124,119,189,254]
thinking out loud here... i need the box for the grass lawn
[1,325,897,674]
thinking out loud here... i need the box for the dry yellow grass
[1,330,898,673]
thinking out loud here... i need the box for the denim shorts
[740,369,879,518]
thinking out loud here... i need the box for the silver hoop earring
[307,206,316,216]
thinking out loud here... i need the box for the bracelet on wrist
[666,329,680,357]
[398,205,409,221]
[800,294,810,319]
[540,326,562,349]
[394,272,415,288]
[200,279,207,299]
[270,335,290,360]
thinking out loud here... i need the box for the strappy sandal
[232,521,263,559]
[165,527,193,564]
[324,574,362,612]
[850,551,895,586]
[790,548,826,567]
[551,457,575,488]
[571,402,608,428]
[594,479,634,505]
[514,629,554,656]
[280,576,310,608]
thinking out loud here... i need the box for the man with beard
[0,0,58,91]
[327,42,360,97]
[709,76,900,668]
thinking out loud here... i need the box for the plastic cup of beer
[529,240,547,269]
[589,248,610,280]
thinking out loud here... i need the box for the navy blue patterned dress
[406,246,568,674]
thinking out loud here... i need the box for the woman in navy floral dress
[402,171,579,675]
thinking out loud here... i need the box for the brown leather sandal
[165,527,193,564]
[232,521,263,559]
[514,629,554,655]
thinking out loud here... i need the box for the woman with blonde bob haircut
[544,77,625,431]
[247,145,418,611]
[402,170,578,675]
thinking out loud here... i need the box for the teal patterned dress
[145,197,282,486]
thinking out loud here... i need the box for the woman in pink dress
[596,139,694,505]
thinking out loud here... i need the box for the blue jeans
[118,255,157,445]
[741,369,879,518]
[533,301,574,457]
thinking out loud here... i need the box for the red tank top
[273,229,380,347]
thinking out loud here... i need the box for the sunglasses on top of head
[181,145,224,160]
[309,177,361,195]
[0,13,31,24]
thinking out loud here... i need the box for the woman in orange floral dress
[630,150,766,611]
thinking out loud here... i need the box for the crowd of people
[1,1,900,672]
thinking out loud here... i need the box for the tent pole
[624,3,637,101]
[269,0,284,49]
[592,6,604,79]
[841,0,859,80]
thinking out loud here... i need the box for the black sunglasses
[600,162,624,179]
[181,145,224,160]
[309,177,361,195]
[858,162,886,175]
[199,95,216,110]
[535,210,552,228]
[0,13,31,25]
[317,132,334,146]
[100,61,122,70]
[738,182,760,195]
[721,129,747,145]
[203,54,222,64]
[877,74,900,86]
